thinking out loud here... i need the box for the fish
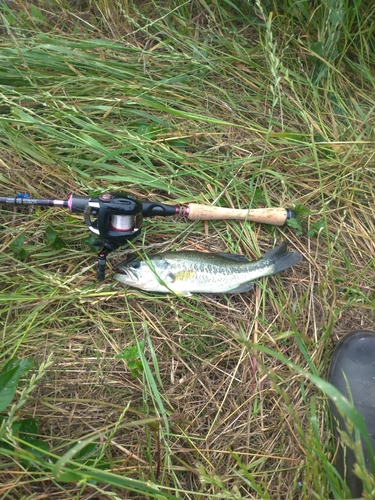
[114,242,303,296]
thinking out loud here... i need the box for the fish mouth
[113,255,142,284]
[114,267,139,284]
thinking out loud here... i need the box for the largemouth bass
[114,242,302,296]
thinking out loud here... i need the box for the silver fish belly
[114,242,302,296]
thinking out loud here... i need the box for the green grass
[0,0,374,498]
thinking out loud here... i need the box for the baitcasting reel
[83,192,144,280]
[80,192,180,279]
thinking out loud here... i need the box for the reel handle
[186,204,295,226]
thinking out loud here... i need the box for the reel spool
[83,193,144,280]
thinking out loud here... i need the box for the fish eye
[130,261,141,269]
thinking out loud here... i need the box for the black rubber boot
[327,330,375,497]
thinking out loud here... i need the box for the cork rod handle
[186,204,294,226]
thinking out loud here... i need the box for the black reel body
[84,193,144,280]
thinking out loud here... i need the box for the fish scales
[114,242,303,296]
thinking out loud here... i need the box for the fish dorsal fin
[215,253,250,263]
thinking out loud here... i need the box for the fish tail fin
[263,242,303,275]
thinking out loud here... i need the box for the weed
[117,341,145,378]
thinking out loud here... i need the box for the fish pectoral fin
[167,270,196,282]
[165,273,175,283]
[225,281,255,294]
[163,273,194,296]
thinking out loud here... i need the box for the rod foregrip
[186,204,294,226]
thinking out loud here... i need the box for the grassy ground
[0,0,374,498]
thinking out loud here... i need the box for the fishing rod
[0,192,295,280]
